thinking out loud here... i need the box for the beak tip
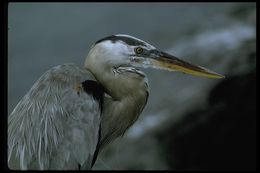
[151,51,226,79]
[213,73,225,79]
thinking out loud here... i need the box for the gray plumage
[8,34,223,170]
[8,64,102,169]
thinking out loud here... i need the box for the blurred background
[8,3,256,170]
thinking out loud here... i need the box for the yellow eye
[135,47,143,54]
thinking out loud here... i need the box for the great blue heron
[8,34,224,170]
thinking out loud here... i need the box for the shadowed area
[157,69,256,170]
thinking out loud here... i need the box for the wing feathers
[8,64,103,170]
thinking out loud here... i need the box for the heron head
[86,34,224,79]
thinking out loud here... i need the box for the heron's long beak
[148,50,224,79]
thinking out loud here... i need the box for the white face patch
[88,34,158,71]
[104,40,132,56]
[93,40,132,66]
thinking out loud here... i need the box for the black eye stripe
[95,35,147,47]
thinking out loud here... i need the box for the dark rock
[158,70,256,170]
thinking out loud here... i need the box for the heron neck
[86,62,147,100]
[100,87,148,147]
[85,62,149,146]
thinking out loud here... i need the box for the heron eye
[135,47,143,54]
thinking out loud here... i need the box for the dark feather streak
[81,80,104,167]
[95,35,146,47]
